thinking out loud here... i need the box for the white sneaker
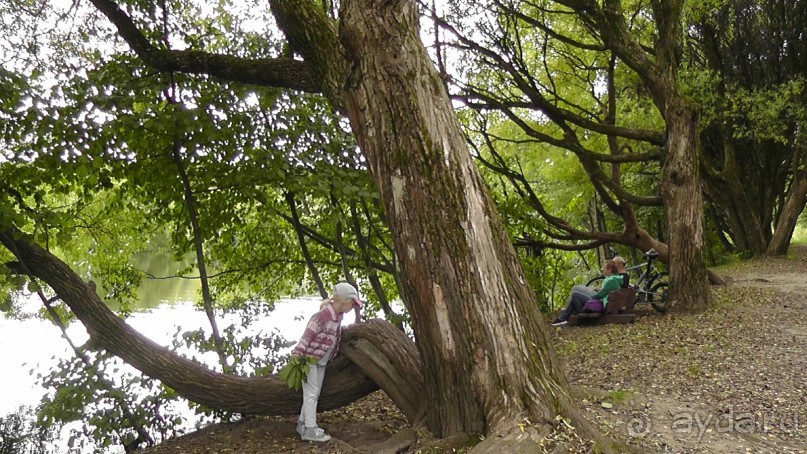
[550,319,568,327]
[301,426,331,442]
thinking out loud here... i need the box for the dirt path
[555,247,807,453]
[143,248,807,453]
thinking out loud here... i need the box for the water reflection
[105,249,203,312]
[0,292,325,453]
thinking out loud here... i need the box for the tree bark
[702,135,769,256]
[696,2,807,258]
[704,186,760,254]
[87,0,320,92]
[660,101,709,312]
[767,167,807,256]
[336,0,599,442]
[581,0,710,312]
[75,0,614,447]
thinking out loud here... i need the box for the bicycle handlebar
[642,248,659,259]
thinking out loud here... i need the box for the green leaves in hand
[278,356,317,391]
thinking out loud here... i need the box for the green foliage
[446,0,675,305]
[0,407,57,454]
[0,253,26,315]
[0,12,397,444]
[36,349,184,452]
[1,26,387,311]
[676,0,807,254]
[171,305,294,377]
[793,218,807,244]
[278,355,317,391]
[603,389,632,405]
[683,64,807,146]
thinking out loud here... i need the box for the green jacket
[592,274,624,306]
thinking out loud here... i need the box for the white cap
[333,282,362,308]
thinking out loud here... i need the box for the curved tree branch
[492,0,606,52]
[0,228,426,424]
[89,0,321,92]
[469,115,662,209]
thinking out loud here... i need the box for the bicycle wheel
[648,281,669,313]
[585,276,604,288]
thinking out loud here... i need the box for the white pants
[299,363,327,427]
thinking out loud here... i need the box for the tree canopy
[1,0,805,452]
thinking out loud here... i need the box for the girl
[291,282,362,442]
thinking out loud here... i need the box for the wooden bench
[568,287,637,326]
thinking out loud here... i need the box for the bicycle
[585,248,670,313]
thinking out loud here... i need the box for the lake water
[0,289,358,453]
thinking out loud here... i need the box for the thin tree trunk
[286,191,328,298]
[578,0,712,312]
[160,21,229,372]
[330,193,359,285]
[704,177,768,256]
[171,142,230,372]
[350,201,403,329]
[706,203,736,253]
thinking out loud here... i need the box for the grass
[603,389,632,404]
[791,225,807,244]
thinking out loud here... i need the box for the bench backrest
[605,287,637,314]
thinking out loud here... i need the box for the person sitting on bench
[560,256,629,308]
[551,259,623,326]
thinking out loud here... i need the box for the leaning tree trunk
[660,100,710,312]
[767,165,807,256]
[700,121,770,257]
[704,178,768,256]
[336,0,602,443]
[0,229,427,423]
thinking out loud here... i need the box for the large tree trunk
[0,229,427,423]
[267,0,607,446]
[336,0,597,442]
[660,101,710,312]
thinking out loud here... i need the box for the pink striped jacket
[291,304,343,360]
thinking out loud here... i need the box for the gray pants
[299,363,327,428]
[570,284,595,300]
[559,285,596,321]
